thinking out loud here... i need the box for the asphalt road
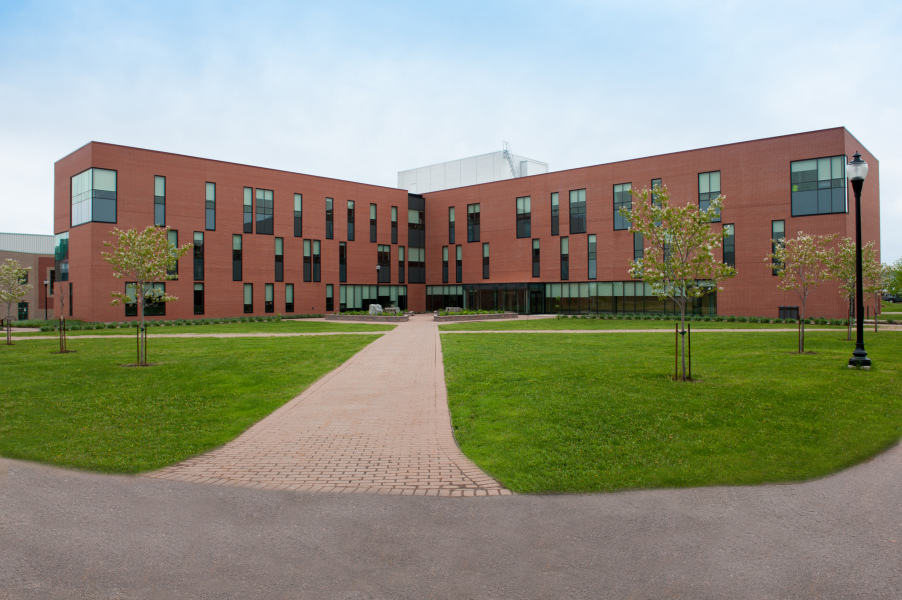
[2,446,901,600]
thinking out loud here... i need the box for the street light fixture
[43,279,49,319]
[847,151,870,369]
[375,265,380,311]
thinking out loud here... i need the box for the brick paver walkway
[146,315,510,496]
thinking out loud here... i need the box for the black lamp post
[375,265,380,310]
[43,279,49,319]
[847,151,871,369]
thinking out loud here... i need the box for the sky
[1,0,900,261]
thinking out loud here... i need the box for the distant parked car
[883,294,902,303]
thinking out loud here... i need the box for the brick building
[0,233,56,321]
[53,127,880,322]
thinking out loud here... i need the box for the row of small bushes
[436,309,505,316]
[555,313,856,326]
[37,314,323,332]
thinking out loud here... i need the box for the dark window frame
[193,231,204,280]
[467,203,480,242]
[550,192,559,236]
[294,193,303,237]
[275,237,284,282]
[698,171,722,222]
[516,196,531,238]
[569,189,586,234]
[326,197,334,240]
[154,175,166,227]
[723,224,735,267]
[614,183,631,231]
[205,182,216,231]
[790,155,847,217]
[243,187,253,233]
[532,239,540,278]
[232,234,242,281]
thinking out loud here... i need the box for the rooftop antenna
[502,141,520,179]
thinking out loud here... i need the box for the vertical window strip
[205,182,216,231]
[154,175,166,227]
[294,193,303,237]
[243,187,253,233]
[550,192,559,236]
[613,183,631,230]
[589,234,597,279]
[532,239,540,278]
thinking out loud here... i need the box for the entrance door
[18,302,28,321]
[529,290,545,315]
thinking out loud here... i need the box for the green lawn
[0,335,379,473]
[14,320,394,337]
[439,318,842,331]
[442,330,902,493]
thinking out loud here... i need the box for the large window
[791,156,847,216]
[243,187,253,233]
[442,246,449,283]
[482,243,490,279]
[326,198,334,240]
[347,200,355,241]
[167,230,178,277]
[550,192,559,236]
[378,245,391,283]
[125,282,165,317]
[589,234,597,279]
[569,189,586,234]
[532,239,540,278]
[408,203,425,248]
[391,206,398,244]
[449,207,455,244]
[560,237,569,280]
[467,204,480,242]
[303,240,311,282]
[723,224,735,267]
[370,204,377,243]
[613,183,631,230]
[193,232,204,280]
[232,235,242,281]
[256,188,273,234]
[455,245,462,283]
[339,242,347,283]
[265,283,274,313]
[294,194,303,237]
[771,220,784,275]
[408,247,425,283]
[54,232,69,282]
[275,237,284,282]
[285,283,294,313]
[154,175,166,227]
[243,283,253,314]
[326,284,334,312]
[205,182,216,231]
[633,233,643,261]
[516,196,531,238]
[398,246,405,284]
[194,283,204,315]
[698,171,721,222]
[71,168,117,226]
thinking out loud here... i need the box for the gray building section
[398,150,548,194]
[0,232,54,255]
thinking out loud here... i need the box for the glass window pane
[206,182,215,201]
[818,158,832,181]
[698,173,709,194]
[832,156,844,180]
[710,171,720,192]
[93,169,116,192]
[791,159,817,173]
[154,176,165,196]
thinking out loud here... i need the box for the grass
[439,318,841,331]
[13,320,395,337]
[0,335,379,473]
[441,329,902,494]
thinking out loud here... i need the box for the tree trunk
[5,318,10,346]
[798,301,806,354]
[679,300,687,381]
[847,297,853,341]
[137,289,146,366]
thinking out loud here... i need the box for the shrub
[105,323,117,329]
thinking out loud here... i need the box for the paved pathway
[145,315,509,496]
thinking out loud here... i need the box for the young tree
[624,186,736,380]
[766,232,836,353]
[828,238,879,340]
[865,261,889,333]
[886,257,902,298]
[0,258,33,345]
[54,280,73,353]
[102,226,191,366]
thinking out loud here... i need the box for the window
[370,204,377,243]
[326,284,334,312]
[125,282,166,317]
[312,240,321,282]
[256,189,273,234]
[455,245,462,283]
[17,302,28,321]
[532,239,540,277]
[398,246,405,284]
[347,200,355,241]
[205,182,216,231]
[771,220,785,276]
[569,189,586,234]
[723,224,735,267]
[449,207,455,244]
[54,231,69,282]
[49,269,55,295]
[285,283,294,313]
[442,246,449,283]
[167,230,178,277]
[265,283,274,313]
[391,206,398,244]
[194,283,204,315]
[651,178,663,227]
[294,194,303,237]
[633,233,643,261]
[193,232,204,280]
[698,171,721,222]
[614,183,631,230]
[232,235,242,281]
[467,204,480,242]
[550,192,559,236]
[325,198,334,240]
[482,243,490,279]
[154,175,166,227]
[243,187,253,233]
[339,242,347,283]
[560,237,569,280]
[791,156,847,216]
[408,206,425,247]
[408,247,425,283]
[243,283,253,314]
[589,234,597,279]
[303,240,311,282]
[275,237,284,282]
[71,168,116,226]
[516,196,531,238]
[378,245,391,283]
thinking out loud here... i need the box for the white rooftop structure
[398,149,548,194]
[0,232,54,254]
